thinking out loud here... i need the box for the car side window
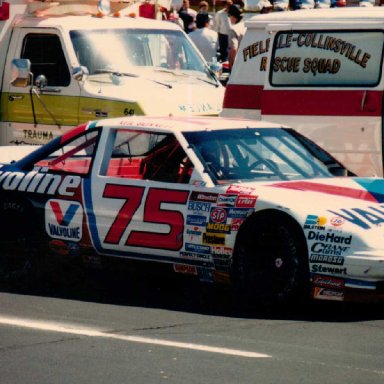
[21,33,71,87]
[102,130,193,183]
[35,130,99,175]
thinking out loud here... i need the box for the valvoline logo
[45,199,83,242]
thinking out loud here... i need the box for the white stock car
[1,116,384,306]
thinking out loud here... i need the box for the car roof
[90,116,287,134]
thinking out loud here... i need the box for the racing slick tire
[231,210,310,309]
[0,198,43,289]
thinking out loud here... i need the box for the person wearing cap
[227,4,246,70]
[213,0,233,62]
[189,12,219,62]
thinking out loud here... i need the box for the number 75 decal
[102,185,189,251]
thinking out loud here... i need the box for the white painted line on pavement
[0,316,271,358]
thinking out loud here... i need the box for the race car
[1,116,384,306]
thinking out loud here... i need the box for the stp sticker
[45,199,83,242]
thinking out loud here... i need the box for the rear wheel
[231,211,310,308]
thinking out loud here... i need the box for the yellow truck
[0,0,224,145]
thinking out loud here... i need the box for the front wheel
[231,211,310,308]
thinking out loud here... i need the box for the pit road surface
[0,268,383,384]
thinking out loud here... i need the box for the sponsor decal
[307,230,352,244]
[231,218,244,231]
[180,251,211,260]
[189,191,218,203]
[311,264,347,275]
[185,243,211,254]
[304,215,327,230]
[330,216,345,227]
[313,287,344,301]
[187,201,211,213]
[186,227,203,240]
[226,185,256,195]
[212,246,233,258]
[217,194,237,207]
[210,207,227,223]
[313,274,345,289]
[45,199,83,241]
[202,232,225,245]
[173,264,198,275]
[0,171,81,197]
[328,205,384,230]
[206,222,231,234]
[236,195,257,208]
[227,208,253,219]
[310,243,349,258]
[186,215,207,226]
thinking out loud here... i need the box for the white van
[222,7,384,177]
[0,0,224,146]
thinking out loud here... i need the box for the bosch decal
[45,199,83,241]
[187,201,211,213]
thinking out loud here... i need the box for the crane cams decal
[45,199,83,242]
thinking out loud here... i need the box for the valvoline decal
[45,199,83,241]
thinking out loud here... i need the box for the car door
[84,128,198,264]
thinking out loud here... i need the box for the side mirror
[35,74,48,89]
[10,58,31,87]
[72,66,89,81]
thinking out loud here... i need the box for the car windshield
[70,28,214,81]
[184,128,334,183]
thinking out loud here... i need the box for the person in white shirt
[213,0,233,62]
[227,4,246,70]
[189,12,218,62]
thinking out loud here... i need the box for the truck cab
[0,0,224,145]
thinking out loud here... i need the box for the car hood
[83,74,224,116]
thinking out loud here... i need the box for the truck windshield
[70,28,213,80]
[184,128,337,183]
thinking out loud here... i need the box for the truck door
[3,29,80,145]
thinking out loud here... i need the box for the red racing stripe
[271,181,378,202]
[223,84,263,110]
[223,85,383,116]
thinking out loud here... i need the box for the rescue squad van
[0,0,224,145]
[222,7,384,177]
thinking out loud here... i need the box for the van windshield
[184,128,338,183]
[70,28,214,82]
